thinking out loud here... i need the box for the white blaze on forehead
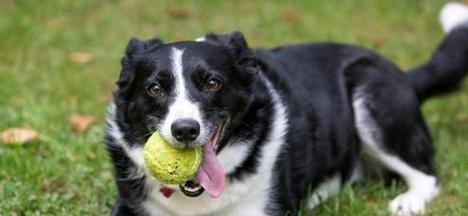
[159,48,206,145]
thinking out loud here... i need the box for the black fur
[407,26,468,101]
[105,24,468,215]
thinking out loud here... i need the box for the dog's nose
[171,119,200,142]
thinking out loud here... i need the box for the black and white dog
[105,3,468,216]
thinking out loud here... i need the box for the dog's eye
[146,84,162,97]
[206,78,222,92]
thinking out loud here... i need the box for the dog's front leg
[111,199,140,216]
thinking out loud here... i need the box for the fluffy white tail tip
[440,2,468,34]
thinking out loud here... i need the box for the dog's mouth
[179,123,225,198]
[179,180,204,197]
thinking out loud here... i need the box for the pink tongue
[196,142,225,198]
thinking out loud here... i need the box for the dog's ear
[124,38,163,57]
[204,32,259,75]
[117,38,163,92]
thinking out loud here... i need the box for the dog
[105,3,468,216]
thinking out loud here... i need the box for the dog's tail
[406,3,468,102]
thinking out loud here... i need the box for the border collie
[105,3,468,216]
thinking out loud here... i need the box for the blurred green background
[0,0,467,215]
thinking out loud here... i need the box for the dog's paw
[389,192,427,216]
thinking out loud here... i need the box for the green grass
[1,0,467,215]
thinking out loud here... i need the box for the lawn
[0,0,467,215]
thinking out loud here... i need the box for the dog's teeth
[183,185,201,192]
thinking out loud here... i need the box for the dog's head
[113,32,261,198]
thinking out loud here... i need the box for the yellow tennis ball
[144,132,202,185]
